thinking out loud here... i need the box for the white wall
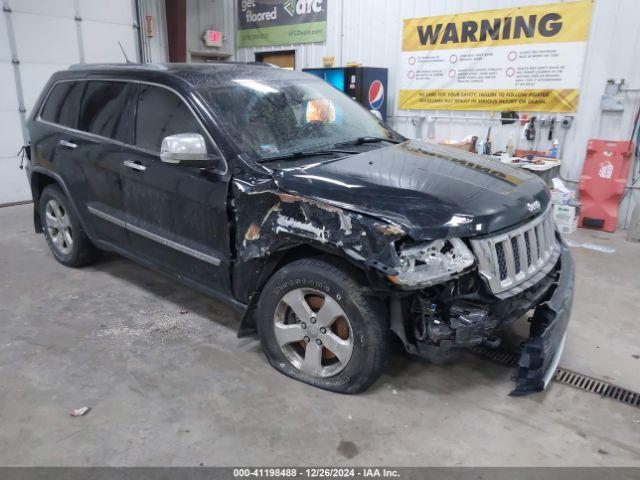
[235,0,640,228]
[0,0,139,205]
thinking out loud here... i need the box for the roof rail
[247,61,276,67]
[68,63,168,71]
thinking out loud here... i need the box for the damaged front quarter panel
[230,177,405,324]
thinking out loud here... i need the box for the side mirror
[160,133,208,164]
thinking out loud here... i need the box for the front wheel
[256,258,388,393]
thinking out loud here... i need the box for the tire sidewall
[257,261,381,393]
[39,186,82,265]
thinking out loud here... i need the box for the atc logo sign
[284,0,323,16]
[283,0,295,16]
[368,80,384,110]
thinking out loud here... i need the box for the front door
[120,83,232,295]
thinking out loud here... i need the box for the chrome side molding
[87,205,221,266]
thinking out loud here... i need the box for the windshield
[199,78,401,162]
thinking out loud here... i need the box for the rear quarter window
[40,81,85,128]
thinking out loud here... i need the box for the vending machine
[303,67,389,121]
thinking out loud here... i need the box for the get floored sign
[399,1,593,112]
[238,0,327,47]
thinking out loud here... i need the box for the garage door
[0,0,139,205]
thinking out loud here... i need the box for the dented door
[121,83,232,295]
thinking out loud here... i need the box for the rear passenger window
[135,85,205,152]
[40,81,85,128]
[77,81,133,142]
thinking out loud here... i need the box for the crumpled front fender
[233,180,405,275]
[231,178,407,336]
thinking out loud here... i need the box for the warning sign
[399,1,593,112]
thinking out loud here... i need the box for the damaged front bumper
[510,242,574,396]
[393,238,575,396]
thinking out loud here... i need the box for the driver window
[135,84,208,153]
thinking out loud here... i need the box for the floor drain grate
[554,368,640,408]
[470,345,520,367]
[471,346,640,408]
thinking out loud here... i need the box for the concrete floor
[0,203,639,466]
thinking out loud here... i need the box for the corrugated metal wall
[235,0,640,228]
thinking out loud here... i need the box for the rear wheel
[256,258,388,393]
[39,185,98,267]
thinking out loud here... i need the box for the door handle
[58,139,77,149]
[123,160,146,172]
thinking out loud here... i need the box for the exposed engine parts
[411,294,499,350]
[392,249,562,370]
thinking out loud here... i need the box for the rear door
[120,82,232,295]
[39,79,135,247]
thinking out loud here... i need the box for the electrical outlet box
[601,79,625,111]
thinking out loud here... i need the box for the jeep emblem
[526,200,541,213]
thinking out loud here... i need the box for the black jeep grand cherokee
[25,63,574,395]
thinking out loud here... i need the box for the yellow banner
[403,1,592,51]
[399,88,580,112]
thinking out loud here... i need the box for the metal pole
[2,2,28,144]
[134,0,145,62]
[73,0,85,63]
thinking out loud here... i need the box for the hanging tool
[524,117,536,141]
[484,126,492,154]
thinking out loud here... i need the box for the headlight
[390,238,475,287]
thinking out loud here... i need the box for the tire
[39,184,98,267]
[256,258,388,394]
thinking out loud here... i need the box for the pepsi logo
[368,80,384,110]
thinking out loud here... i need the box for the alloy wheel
[45,199,73,255]
[273,288,354,378]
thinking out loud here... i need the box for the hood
[272,141,550,240]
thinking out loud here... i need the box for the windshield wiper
[334,136,403,147]
[259,148,358,163]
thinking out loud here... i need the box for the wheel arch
[30,168,88,235]
[236,244,372,338]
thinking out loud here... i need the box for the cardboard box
[550,188,576,205]
[549,178,576,205]
[553,204,579,234]
[438,140,476,152]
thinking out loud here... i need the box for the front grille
[495,242,508,280]
[524,230,532,266]
[510,236,521,274]
[470,206,559,298]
